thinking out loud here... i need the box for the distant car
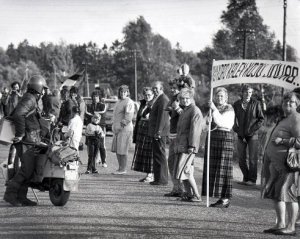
[83,97,139,132]
[104,98,118,132]
[83,97,117,132]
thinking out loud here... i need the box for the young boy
[85,113,106,174]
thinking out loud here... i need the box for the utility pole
[281,0,287,97]
[52,61,57,90]
[282,0,287,61]
[128,49,140,101]
[238,29,255,59]
[83,61,90,97]
[134,50,137,102]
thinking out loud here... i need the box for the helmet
[27,75,48,94]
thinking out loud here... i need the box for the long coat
[148,93,169,137]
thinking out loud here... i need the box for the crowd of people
[1,62,300,236]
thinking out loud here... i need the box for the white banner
[212,59,300,90]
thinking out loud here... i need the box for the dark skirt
[131,119,153,173]
[202,130,234,199]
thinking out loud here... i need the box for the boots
[3,181,21,207]
[17,186,37,206]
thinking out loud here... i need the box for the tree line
[0,0,297,107]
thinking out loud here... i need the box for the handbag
[286,147,300,171]
[48,141,78,165]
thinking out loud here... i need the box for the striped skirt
[131,119,153,173]
[202,130,234,199]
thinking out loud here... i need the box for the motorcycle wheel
[49,179,70,206]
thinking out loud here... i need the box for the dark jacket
[148,93,170,137]
[86,101,106,126]
[10,92,42,144]
[233,98,264,138]
[133,99,151,143]
[59,97,85,126]
[3,91,21,116]
[166,93,181,134]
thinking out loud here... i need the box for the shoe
[102,163,108,168]
[263,228,282,234]
[210,199,230,208]
[164,192,182,197]
[237,181,248,185]
[85,170,91,174]
[143,176,154,182]
[273,229,296,236]
[190,195,202,202]
[19,198,37,206]
[139,177,147,182]
[150,181,168,186]
[92,170,99,174]
[3,195,21,207]
[245,181,256,186]
[112,171,127,175]
[177,192,193,201]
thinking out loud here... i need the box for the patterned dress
[202,104,235,199]
[131,104,153,173]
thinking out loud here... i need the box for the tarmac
[0,136,299,238]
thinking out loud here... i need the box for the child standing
[85,113,105,174]
[65,106,83,151]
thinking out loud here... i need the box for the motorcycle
[1,126,80,206]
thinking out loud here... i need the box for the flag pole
[206,59,215,207]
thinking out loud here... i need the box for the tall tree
[197,0,298,103]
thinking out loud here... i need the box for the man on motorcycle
[3,75,49,207]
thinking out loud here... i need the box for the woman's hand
[208,101,217,111]
[274,137,283,145]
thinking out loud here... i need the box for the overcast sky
[0,0,299,60]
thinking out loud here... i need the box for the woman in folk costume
[202,87,235,208]
[111,85,135,174]
[131,87,155,182]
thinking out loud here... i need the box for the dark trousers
[13,144,37,186]
[5,143,37,199]
[87,138,106,171]
[237,136,259,183]
[152,136,168,184]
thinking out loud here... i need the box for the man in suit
[148,81,170,185]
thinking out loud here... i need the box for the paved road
[0,136,298,238]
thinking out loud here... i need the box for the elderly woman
[261,91,300,236]
[111,85,135,174]
[202,87,235,208]
[131,87,155,182]
[174,88,203,202]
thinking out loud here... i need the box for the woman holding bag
[261,91,300,236]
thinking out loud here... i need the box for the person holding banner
[202,87,235,208]
[174,88,203,202]
[233,84,264,186]
[261,91,300,236]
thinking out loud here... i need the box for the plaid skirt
[202,130,234,199]
[131,119,153,173]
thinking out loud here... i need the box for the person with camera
[3,75,49,207]
[3,81,23,117]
